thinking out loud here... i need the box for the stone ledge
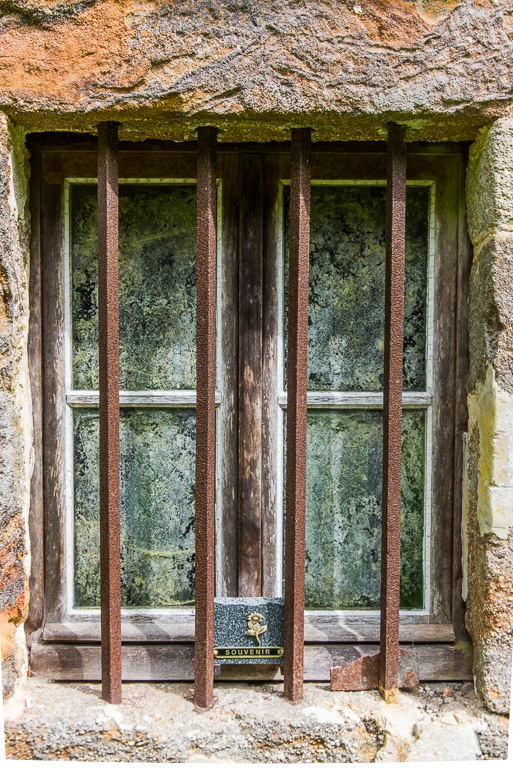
[4,678,509,762]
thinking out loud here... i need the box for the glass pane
[73,408,196,607]
[71,183,197,391]
[303,409,425,610]
[283,185,429,391]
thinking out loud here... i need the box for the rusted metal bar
[379,122,407,704]
[194,126,218,710]
[283,127,311,702]
[97,121,122,704]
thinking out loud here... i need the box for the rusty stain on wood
[284,127,311,703]
[194,126,218,710]
[97,121,122,704]
[331,649,419,692]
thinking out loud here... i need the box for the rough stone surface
[468,237,513,394]
[0,1,512,141]
[0,114,31,701]
[467,368,513,539]
[467,120,513,245]
[466,116,513,715]
[405,721,481,762]
[3,678,509,762]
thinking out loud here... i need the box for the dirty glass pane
[283,185,429,391]
[71,183,197,391]
[73,408,196,608]
[303,409,425,610]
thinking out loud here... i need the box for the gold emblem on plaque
[246,613,268,646]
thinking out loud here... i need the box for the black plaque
[214,597,284,665]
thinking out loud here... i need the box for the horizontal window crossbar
[277,392,432,408]
[66,391,222,407]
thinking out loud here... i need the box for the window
[28,139,471,682]
[281,181,433,612]
[69,181,199,610]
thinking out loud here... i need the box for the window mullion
[278,392,432,408]
[66,391,222,407]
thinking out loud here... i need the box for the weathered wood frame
[27,137,471,683]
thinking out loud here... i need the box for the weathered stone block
[467,368,513,540]
[465,502,513,714]
[0,1,513,141]
[465,372,513,713]
[469,234,513,392]
[467,119,513,245]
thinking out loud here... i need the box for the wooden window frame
[27,136,472,684]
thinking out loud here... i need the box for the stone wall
[0,115,31,700]
[466,117,513,715]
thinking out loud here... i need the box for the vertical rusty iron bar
[379,122,407,704]
[284,127,311,702]
[97,121,122,704]
[194,126,218,710]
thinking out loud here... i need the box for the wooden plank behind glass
[238,154,264,596]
